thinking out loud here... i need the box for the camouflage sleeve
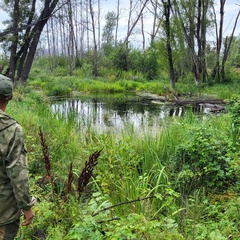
[5,124,36,210]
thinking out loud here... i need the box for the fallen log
[136,94,227,113]
[139,96,226,106]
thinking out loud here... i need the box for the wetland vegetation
[7,68,240,239]
[1,1,240,238]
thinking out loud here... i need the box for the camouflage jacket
[0,109,35,226]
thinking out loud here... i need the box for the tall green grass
[27,61,240,101]
[10,86,240,239]
[8,87,87,177]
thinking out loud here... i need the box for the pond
[50,93,214,134]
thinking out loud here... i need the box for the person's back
[0,75,35,240]
[0,110,24,224]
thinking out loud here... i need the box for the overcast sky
[0,0,239,44]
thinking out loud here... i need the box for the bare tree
[1,0,61,83]
[86,0,90,51]
[211,1,240,81]
[98,0,101,50]
[221,10,240,80]
[149,0,162,43]
[162,0,176,88]
[172,0,210,85]
[124,0,149,47]
[8,0,19,79]
[67,0,75,74]
[115,0,120,46]
[140,13,145,50]
[89,0,98,76]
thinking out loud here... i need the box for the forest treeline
[0,0,240,87]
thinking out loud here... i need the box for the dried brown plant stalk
[67,162,74,194]
[78,149,102,199]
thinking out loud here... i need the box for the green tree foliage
[112,43,130,73]
[143,42,160,80]
[101,11,116,56]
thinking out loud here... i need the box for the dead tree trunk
[162,0,176,89]
[19,0,59,84]
[89,0,98,76]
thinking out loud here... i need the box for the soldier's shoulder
[0,111,21,132]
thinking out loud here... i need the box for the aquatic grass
[204,82,240,100]
[11,83,240,239]
[89,130,173,217]
[77,80,125,93]
[175,83,202,97]
[116,79,145,91]
[143,81,167,95]
[43,77,78,96]
[29,60,240,102]
[27,73,173,96]
[100,162,169,216]
[7,87,87,177]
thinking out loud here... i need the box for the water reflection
[50,94,201,133]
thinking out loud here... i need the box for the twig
[97,217,120,224]
[92,195,156,217]
[164,84,180,100]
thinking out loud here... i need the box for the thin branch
[92,195,155,216]
[0,0,70,38]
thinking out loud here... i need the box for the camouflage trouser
[0,219,20,240]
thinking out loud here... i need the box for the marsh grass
[27,69,240,101]
[11,86,240,239]
[204,82,240,99]
[8,88,87,177]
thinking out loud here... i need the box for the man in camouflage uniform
[0,75,35,239]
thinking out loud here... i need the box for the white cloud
[0,10,9,30]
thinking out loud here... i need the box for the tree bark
[140,13,145,50]
[124,0,149,46]
[173,0,209,86]
[8,0,20,80]
[67,0,75,75]
[221,10,240,80]
[162,0,176,88]
[211,0,225,81]
[115,0,120,46]
[16,0,37,80]
[19,0,59,84]
[89,0,98,76]
[149,0,161,43]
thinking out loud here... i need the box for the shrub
[174,127,236,193]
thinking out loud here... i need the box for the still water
[50,93,208,134]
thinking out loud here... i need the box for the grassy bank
[27,67,240,99]
[7,85,240,239]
